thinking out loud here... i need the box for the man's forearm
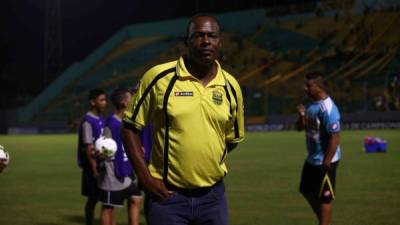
[121,127,152,184]
[324,133,340,166]
[122,126,172,199]
[296,115,305,131]
[85,145,98,176]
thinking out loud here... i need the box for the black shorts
[98,182,142,208]
[81,170,99,198]
[130,173,145,196]
[130,178,144,198]
[300,161,339,203]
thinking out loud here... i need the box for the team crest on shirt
[174,91,193,96]
[212,90,223,105]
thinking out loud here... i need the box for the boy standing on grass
[77,88,107,225]
[98,88,143,225]
[296,72,341,225]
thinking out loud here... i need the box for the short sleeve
[225,78,245,143]
[321,105,341,134]
[82,121,93,144]
[123,68,159,132]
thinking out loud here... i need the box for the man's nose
[201,35,210,45]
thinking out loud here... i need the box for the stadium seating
[19,7,400,125]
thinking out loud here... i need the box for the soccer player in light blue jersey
[296,72,341,225]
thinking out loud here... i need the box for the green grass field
[0,130,399,225]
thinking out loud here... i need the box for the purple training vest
[77,112,105,169]
[106,114,133,179]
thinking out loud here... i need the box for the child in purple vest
[97,88,143,225]
[77,88,107,225]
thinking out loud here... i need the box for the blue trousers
[147,180,228,225]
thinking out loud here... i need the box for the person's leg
[101,205,114,225]
[299,161,322,222]
[98,189,126,225]
[127,196,143,225]
[81,170,97,225]
[302,194,320,220]
[302,195,333,225]
[143,190,150,224]
[82,170,98,225]
[125,180,144,225]
[112,210,116,225]
[148,192,191,225]
[319,203,332,225]
[85,197,98,225]
[196,181,228,225]
[318,162,338,225]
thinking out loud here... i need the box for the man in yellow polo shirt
[121,13,244,225]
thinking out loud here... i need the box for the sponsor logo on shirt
[331,122,339,131]
[174,91,193,96]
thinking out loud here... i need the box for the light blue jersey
[304,96,341,165]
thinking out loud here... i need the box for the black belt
[165,180,223,197]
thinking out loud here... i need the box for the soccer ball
[0,145,10,165]
[95,136,117,159]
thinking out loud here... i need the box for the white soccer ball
[95,136,117,159]
[0,145,10,165]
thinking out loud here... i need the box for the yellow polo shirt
[123,57,244,188]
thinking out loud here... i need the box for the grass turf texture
[0,130,399,225]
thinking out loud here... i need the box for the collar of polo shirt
[176,57,226,87]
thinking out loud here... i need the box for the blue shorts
[147,180,228,225]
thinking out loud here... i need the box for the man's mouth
[198,49,213,55]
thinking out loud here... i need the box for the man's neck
[90,109,100,116]
[114,109,124,119]
[316,91,328,101]
[184,56,217,86]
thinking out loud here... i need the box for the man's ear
[89,99,95,107]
